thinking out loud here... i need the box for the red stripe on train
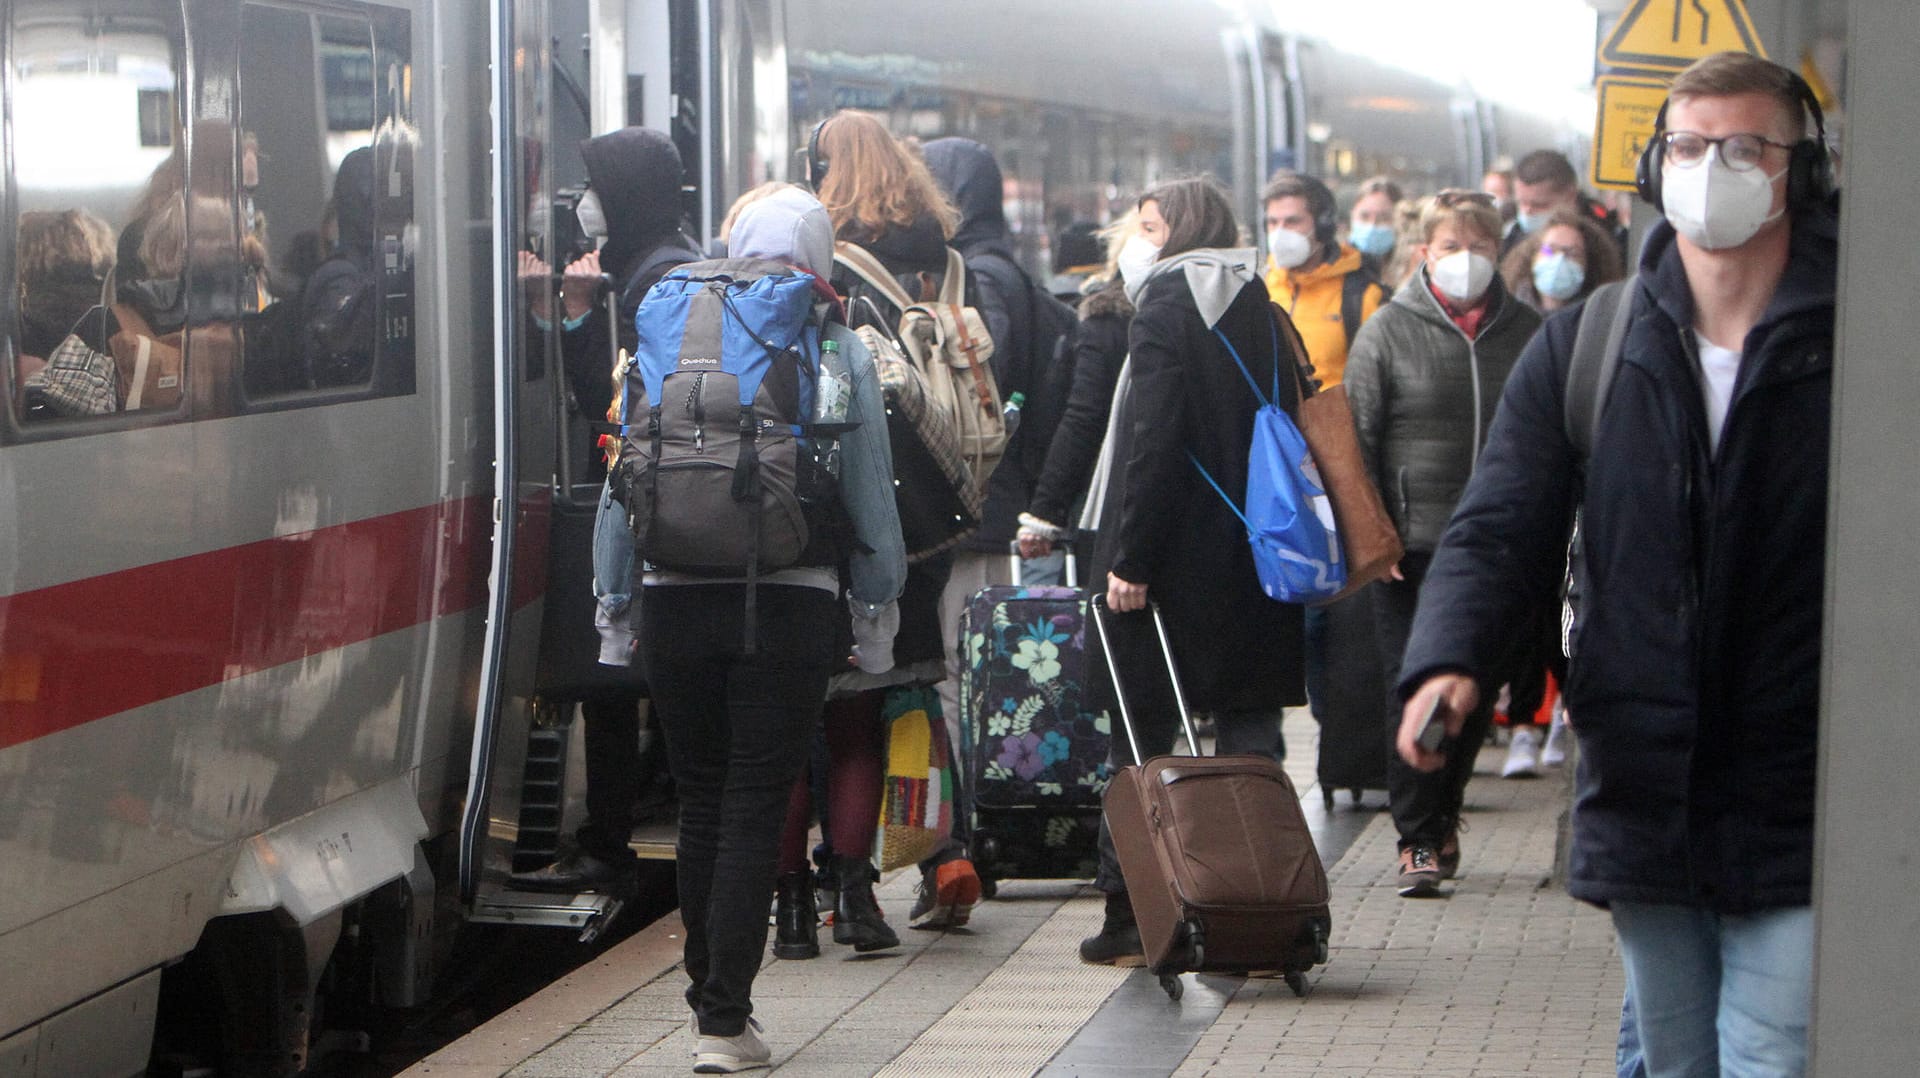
[0,494,527,752]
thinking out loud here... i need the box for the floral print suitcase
[959,567,1110,891]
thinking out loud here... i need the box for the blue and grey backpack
[618,258,829,587]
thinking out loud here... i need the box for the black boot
[1078,890,1145,966]
[772,871,819,960]
[832,856,900,952]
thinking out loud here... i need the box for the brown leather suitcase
[1092,596,1332,1000]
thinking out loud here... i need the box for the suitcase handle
[1089,593,1200,764]
[1006,539,1078,588]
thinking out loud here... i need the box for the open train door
[457,0,625,941]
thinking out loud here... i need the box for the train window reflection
[6,1,187,426]
[236,2,415,402]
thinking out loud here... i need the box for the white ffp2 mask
[1430,250,1495,305]
[1663,157,1786,251]
[1267,228,1312,271]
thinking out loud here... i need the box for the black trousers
[641,584,836,1037]
[1373,554,1498,851]
[576,688,642,861]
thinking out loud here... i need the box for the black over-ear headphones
[1634,67,1834,213]
[1303,176,1340,252]
[805,116,831,192]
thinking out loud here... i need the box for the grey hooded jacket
[1343,271,1541,554]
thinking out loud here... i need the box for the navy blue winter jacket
[1399,210,1838,913]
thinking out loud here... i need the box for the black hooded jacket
[563,128,700,471]
[924,137,1035,549]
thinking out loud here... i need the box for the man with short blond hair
[1393,52,1836,1076]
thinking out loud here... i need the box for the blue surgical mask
[1531,252,1586,301]
[1349,221,1395,258]
[1516,208,1551,235]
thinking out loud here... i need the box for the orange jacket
[1264,242,1386,388]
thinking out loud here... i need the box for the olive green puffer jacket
[1343,272,1542,554]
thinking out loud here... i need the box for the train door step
[470,890,626,944]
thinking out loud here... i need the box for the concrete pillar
[1811,2,1920,1073]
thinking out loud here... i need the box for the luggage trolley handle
[1088,594,1200,765]
[1006,539,1078,588]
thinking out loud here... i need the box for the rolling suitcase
[1311,591,1390,809]
[959,544,1107,895]
[1091,595,1332,1000]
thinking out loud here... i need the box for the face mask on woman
[1116,234,1162,288]
[1663,156,1787,251]
[1349,221,1395,259]
[575,189,609,247]
[1266,227,1312,270]
[1429,250,1495,305]
[1531,252,1586,301]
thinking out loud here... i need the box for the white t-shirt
[1695,332,1742,449]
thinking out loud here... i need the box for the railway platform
[404,712,1624,1077]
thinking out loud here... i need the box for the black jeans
[1373,554,1502,850]
[576,688,642,861]
[641,584,836,1037]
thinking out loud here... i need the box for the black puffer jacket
[1400,212,1838,912]
[1343,272,1541,553]
[1089,254,1305,715]
[1028,280,1132,528]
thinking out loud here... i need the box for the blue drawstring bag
[1189,317,1345,603]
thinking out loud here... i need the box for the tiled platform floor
[405,712,1622,1077]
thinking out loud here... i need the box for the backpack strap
[833,242,916,313]
[1339,269,1376,350]
[936,246,969,307]
[1564,275,1638,458]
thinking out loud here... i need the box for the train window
[4,1,188,431]
[234,1,416,404]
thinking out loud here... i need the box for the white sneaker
[693,1017,770,1073]
[1501,725,1542,778]
[1541,705,1569,768]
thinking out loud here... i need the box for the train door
[460,0,628,937]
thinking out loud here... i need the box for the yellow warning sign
[1592,76,1670,191]
[1599,0,1768,73]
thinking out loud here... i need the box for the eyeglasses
[1433,189,1497,209]
[1661,131,1795,172]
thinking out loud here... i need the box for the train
[0,0,1575,1073]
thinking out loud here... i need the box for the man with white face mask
[1342,189,1541,899]
[1260,171,1386,388]
[1391,53,1838,1077]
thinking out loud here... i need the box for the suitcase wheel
[1321,787,1334,811]
[1311,918,1330,965]
[1182,919,1206,971]
[979,876,998,900]
[1284,970,1307,997]
[1349,788,1364,806]
[1158,973,1184,1001]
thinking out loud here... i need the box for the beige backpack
[834,242,1006,502]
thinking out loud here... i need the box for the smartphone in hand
[1415,692,1451,754]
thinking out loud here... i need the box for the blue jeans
[1610,902,1813,1078]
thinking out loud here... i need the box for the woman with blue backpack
[628,186,906,1073]
[1077,176,1310,966]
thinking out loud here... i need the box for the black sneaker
[907,858,980,930]
[509,850,636,894]
[1078,892,1146,966]
[1397,845,1442,898]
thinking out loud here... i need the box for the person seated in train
[651,184,905,1073]
[1347,175,1404,276]
[301,146,380,389]
[510,127,701,896]
[1341,189,1541,898]
[810,109,976,933]
[1503,149,1626,258]
[1261,170,1387,389]
[14,209,117,416]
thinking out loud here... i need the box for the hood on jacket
[1079,278,1134,323]
[1272,242,1366,289]
[1127,246,1260,327]
[727,186,834,277]
[1635,205,1840,337]
[580,127,685,269]
[851,213,949,275]
[332,146,376,257]
[922,137,1015,262]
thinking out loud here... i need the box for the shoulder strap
[936,247,969,307]
[1340,270,1374,349]
[832,242,916,313]
[1564,275,1638,458]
